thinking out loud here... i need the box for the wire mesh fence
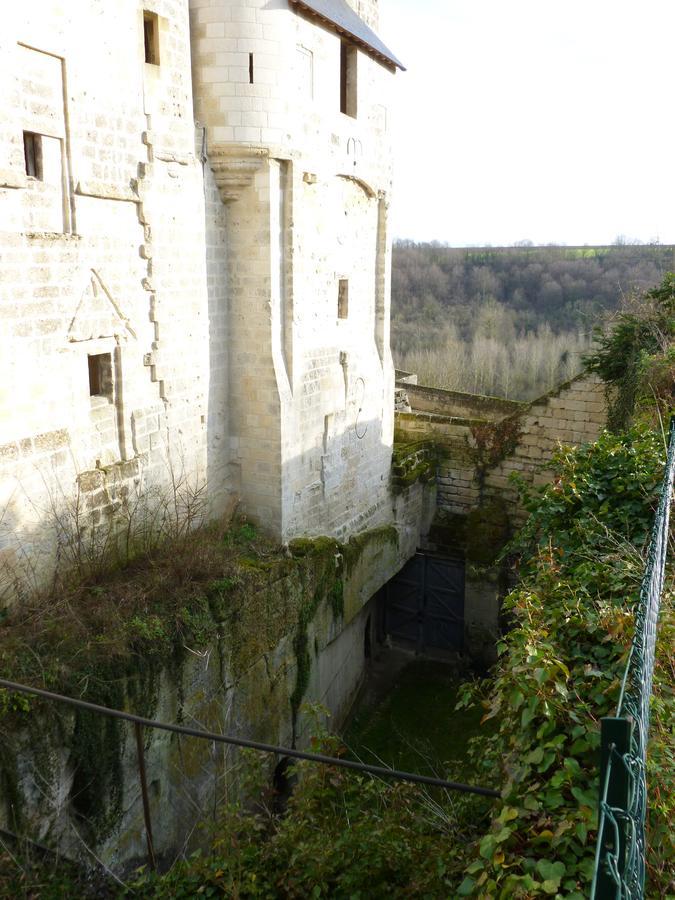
[591,416,675,899]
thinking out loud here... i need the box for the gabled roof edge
[290,0,406,71]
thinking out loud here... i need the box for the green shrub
[455,425,673,897]
[584,273,675,429]
[126,732,484,899]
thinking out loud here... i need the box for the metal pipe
[133,722,157,872]
[0,677,501,798]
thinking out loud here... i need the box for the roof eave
[289,0,406,72]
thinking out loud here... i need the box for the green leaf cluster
[457,425,674,897]
[126,733,481,899]
[584,273,675,430]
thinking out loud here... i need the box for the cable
[0,677,500,799]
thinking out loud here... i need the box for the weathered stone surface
[399,373,607,521]
[1,0,400,599]
[408,374,608,660]
[0,521,425,871]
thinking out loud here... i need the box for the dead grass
[0,516,280,695]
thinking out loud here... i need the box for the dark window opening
[23,132,43,180]
[88,353,114,401]
[338,279,349,319]
[144,11,160,65]
[249,53,254,84]
[340,41,357,117]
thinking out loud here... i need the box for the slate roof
[289,0,405,70]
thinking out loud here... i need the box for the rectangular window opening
[249,52,254,84]
[23,132,43,180]
[297,45,314,99]
[338,279,349,319]
[144,11,160,65]
[88,353,114,401]
[340,41,357,118]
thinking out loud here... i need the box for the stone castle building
[0,0,405,591]
[0,6,611,864]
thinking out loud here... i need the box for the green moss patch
[0,519,400,841]
[344,659,496,780]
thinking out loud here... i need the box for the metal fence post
[134,721,157,872]
[595,717,632,899]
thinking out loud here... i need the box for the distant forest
[392,243,675,400]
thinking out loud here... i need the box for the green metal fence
[591,416,675,899]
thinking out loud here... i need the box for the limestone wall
[0,519,428,872]
[394,374,608,656]
[189,0,394,181]
[189,0,400,540]
[395,374,608,524]
[480,375,607,521]
[1,0,403,596]
[401,382,523,421]
[0,1,240,599]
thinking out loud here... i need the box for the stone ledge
[74,180,138,202]
[0,168,27,189]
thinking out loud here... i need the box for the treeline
[391,243,674,400]
[398,321,590,401]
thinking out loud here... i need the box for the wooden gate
[380,553,464,652]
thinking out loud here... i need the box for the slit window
[249,53,254,84]
[88,353,114,401]
[23,132,43,180]
[338,279,349,319]
[340,41,357,117]
[143,11,160,65]
[297,45,314,99]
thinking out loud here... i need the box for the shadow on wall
[203,156,235,524]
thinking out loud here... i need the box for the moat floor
[342,648,488,781]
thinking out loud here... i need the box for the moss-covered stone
[465,501,510,567]
[428,511,468,555]
[0,519,403,854]
[341,525,398,575]
[470,413,524,475]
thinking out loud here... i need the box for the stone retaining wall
[396,374,608,525]
[394,373,608,659]
[400,382,523,421]
[0,516,431,873]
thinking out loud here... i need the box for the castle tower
[189,0,404,540]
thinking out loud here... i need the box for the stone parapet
[401,381,524,421]
[394,373,608,524]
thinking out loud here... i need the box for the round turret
[189,0,399,197]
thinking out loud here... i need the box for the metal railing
[0,677,500,872]
[591,416,675,899]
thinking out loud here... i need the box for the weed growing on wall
[0,517,393,852]
[0,454,209,609]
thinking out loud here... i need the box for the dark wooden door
[382,553,464,652]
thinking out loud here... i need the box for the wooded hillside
[392,243,674,400]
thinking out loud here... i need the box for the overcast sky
[379,0,675,247]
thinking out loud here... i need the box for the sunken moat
[0,369,607,872]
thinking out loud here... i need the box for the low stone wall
[395,411,479,461]
[401,382,523,421]
[396,374,607,524]
[394,369,418,385]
